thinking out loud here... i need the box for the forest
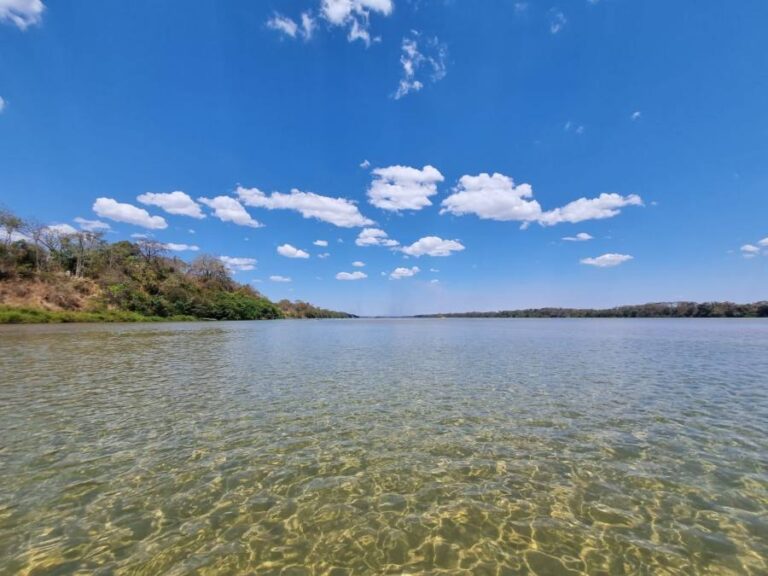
[417,301,768,318]
[0,208,352,323]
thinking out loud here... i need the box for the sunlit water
[1,319,767,575]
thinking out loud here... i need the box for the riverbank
[0,305,195,324]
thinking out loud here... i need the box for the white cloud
[137,191,205,219]
[394,32,447,100]
[199,196,263,228]
[267,11,315,40]
[758,237,768,247]
[741,244,760,258]
[93,197,168,230]
[220,256,257,271]
[356,227,399,247]
[318,252,330,259]
[368,164,444,211]
[352,261,365,267]
[267,13,298,37]
[0,226,28,242]
[336,271,367,280]
[563,232,593,242]
[74,217,110,232]
[580,253,633,268]
[46,223,77,235]
[429,268,439,273]
[360,159,371,169]
[549,9,567,34]
[400,236,465,257]
[441,173,642,227]
[277,243,310,259]
[390,266,420,279]
[0,0,44,30]
[237,186,373,228]
[301,12,316,39]
[164,243,199,252]
[130,233,149,239]
[270,275,292,282]
[538,193,643,226]
[631,111,642,121]
[321,0,393,45]
[314,239,329,247]
[441,173,542,223]
[0,96,5,113]
[430,279,439,284]
[564,121,585,134]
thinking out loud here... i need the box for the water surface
[1,319,767,574]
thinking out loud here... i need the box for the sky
[1,0,767,316]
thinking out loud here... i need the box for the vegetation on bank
[0,208,352,323]
[417,301,768,319]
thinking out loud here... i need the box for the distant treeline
[0,207,352,322]
[416,302,768,319]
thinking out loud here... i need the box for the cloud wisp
[394,32,448,100]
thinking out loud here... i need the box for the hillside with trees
[0,208,352,323]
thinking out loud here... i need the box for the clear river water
[0,319,766,575]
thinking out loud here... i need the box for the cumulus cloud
[0,0,44,30]
[314,239,329,247]
[164,243,199,252]
[563,232,593,242]
[352,261,365,267]
[580,253,633,268]
[270,275,292,282]
[400,236,465,257]
[336,271,367,280]
[277,243,310,259]
[318,252,330,259]
[137,191,205,219]
[0,96,5,113]
[220,256,257,271]
[356,227,399,247]
[394,32,447,100]
[441,173,542,223]
[360,159,371,169]
[631,111,642,121]
[368,165,444,211]
[199,196,263,228]
[74,217,110,232]
[538,193,644,226]
[237,186,373,228]
[321,0,393,45]
[93,198,168,229]
[441,173,642,227]
[741,244,760,258]
[390,266,420,279]
[759,237,768,247]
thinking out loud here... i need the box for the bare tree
[0,208,24,247]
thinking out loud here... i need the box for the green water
[1,319,766,575]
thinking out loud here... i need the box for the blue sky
[1,0,767,316]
